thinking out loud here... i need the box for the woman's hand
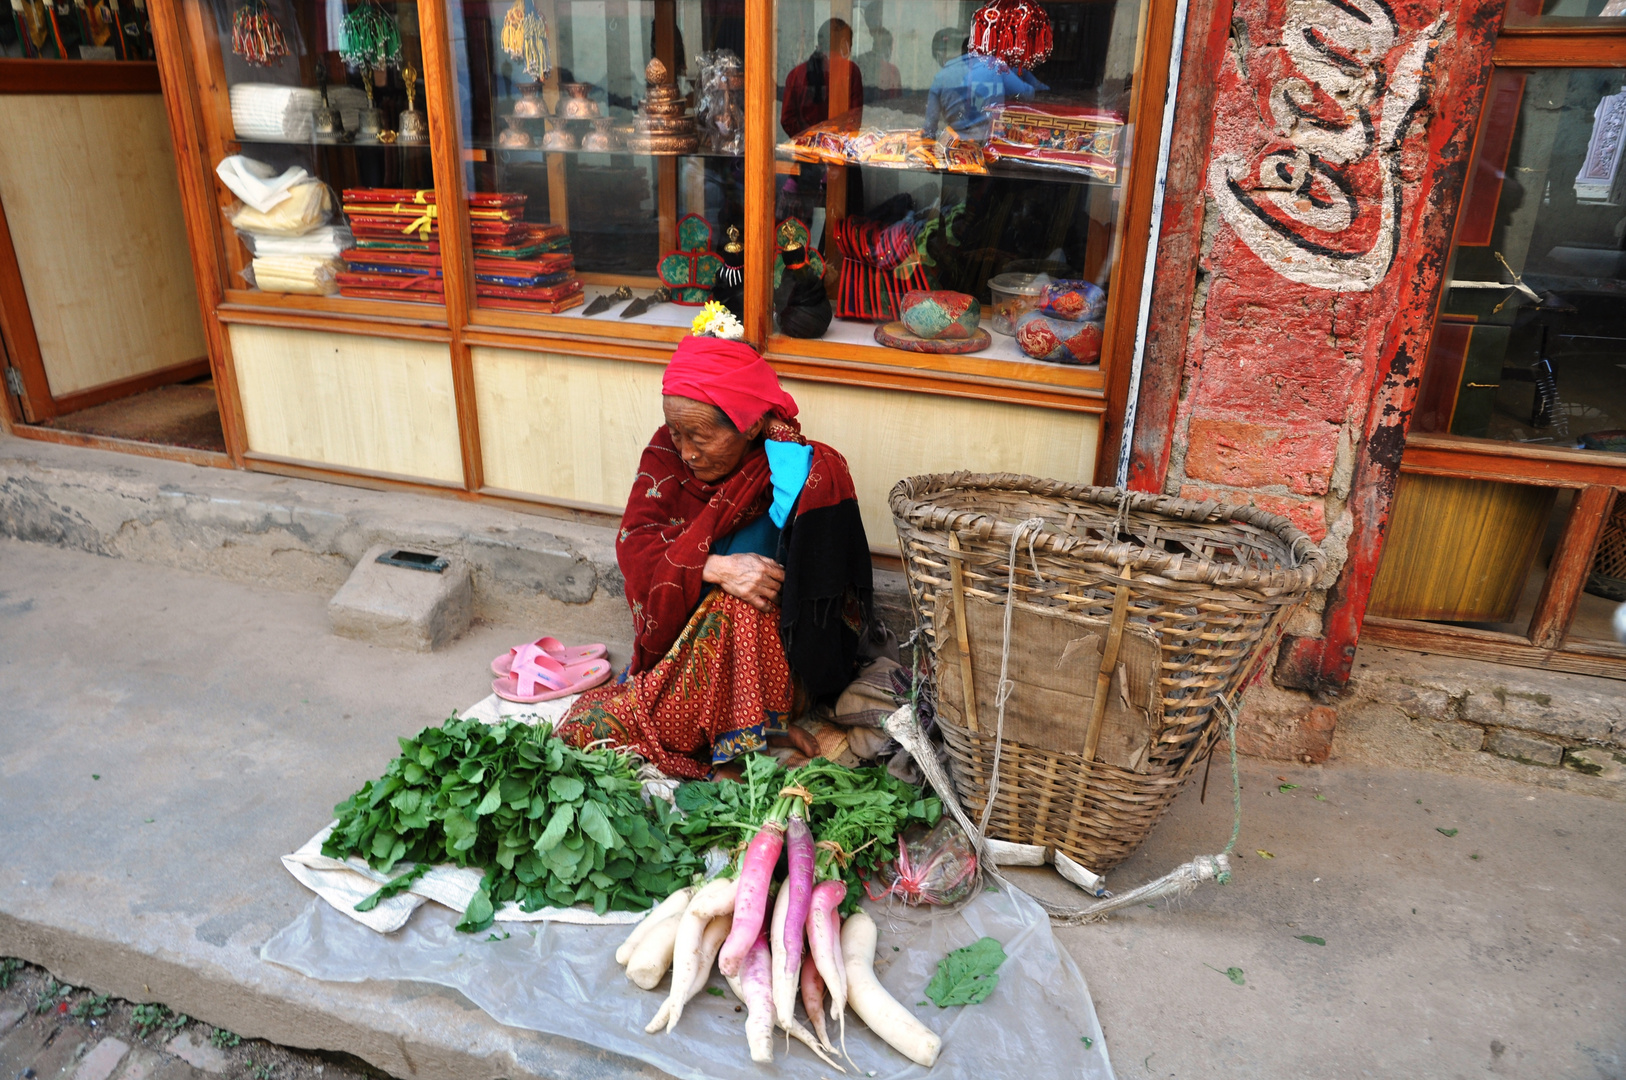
[704,553,786,611]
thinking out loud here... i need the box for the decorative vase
[559,82,599,118]
[498,115,533,148]
[541,118,576,150]
[513,80,546,118]
[582,116,616,151]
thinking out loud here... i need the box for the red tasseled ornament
[968,0,1054,71]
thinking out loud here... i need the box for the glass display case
[449,0,746,327]
[177,0,1166,390]
[199,0,438,305]
[3,0,154,59]
[769,0,1143,372]
[1415,67,1626,453]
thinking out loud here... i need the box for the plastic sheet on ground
[261,883,1114,1080]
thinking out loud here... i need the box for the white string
[977,517,1047,840]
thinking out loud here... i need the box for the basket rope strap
[979,517,1046,839]
[1083,565,1132,762]
[946,532,980,734]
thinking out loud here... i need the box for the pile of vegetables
[618,755,949,1069]
[322,716,699,929]
[323,719,989,1070]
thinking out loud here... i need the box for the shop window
[769,0,1139,377]
[447,0,745,327]
[1374,37,1626,672]
[4,0,155,58]
[1504,0,1626,27]
[200,0,438,308]
[182,0,1167,405]
[1415,67,1626,455]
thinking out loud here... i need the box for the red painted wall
[1132,0,1507,755]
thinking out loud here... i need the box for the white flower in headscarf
[690,300,744,340]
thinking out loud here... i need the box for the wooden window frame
[165,0,1178,416]
[4,0,1182,517]
[1367,23,1626,677]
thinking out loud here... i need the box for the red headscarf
[661,335,799,430]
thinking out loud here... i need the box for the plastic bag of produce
[864,817,978,906]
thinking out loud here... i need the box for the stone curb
[0,911,661,1080]
[0,435,915,649]
[0,436,624,639]
[1342,646,1626,791]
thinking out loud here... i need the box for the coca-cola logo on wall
[1209,0,1446,293]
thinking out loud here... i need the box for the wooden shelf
[232,135,434,149]
[0,59,160,94]
[776,152,1120,188]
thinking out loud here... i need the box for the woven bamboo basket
[1585,496,1626,602]
[890,473,1325,871]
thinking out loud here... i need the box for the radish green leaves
[323,715,699,932]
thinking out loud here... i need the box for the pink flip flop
[492,645,612,703]
[490,636,608,677]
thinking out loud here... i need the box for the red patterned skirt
[555,591,793,778]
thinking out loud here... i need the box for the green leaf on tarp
[354,863,428,912]
[456,886,495,933]
[705,986,725,997]
[1205,963,1245,985]
[1080,1036,1094,1049]
[926,937,1007,1007]
[1437,827,1458,837]
[1278,784,1298,792]
[1296,935,1326,946]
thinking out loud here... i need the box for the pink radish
[726,962,845,1073]
[800,954,835,1054]
[645,912,731,1034]
[808,878,850,1047]
[774,812,816,1029]
[662,876,738,1033]
[717,821,785,977]
[740,931,776,1063]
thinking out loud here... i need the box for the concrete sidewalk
[2,538,1623,1080]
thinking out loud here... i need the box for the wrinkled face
[663,396,762,482]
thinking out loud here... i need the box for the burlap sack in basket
[890,473,1324,872]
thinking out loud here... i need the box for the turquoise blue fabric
[715,512,781,559]
[765,439,813,527]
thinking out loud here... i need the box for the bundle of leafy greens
[672,753,941,911]
[322,715,699,932]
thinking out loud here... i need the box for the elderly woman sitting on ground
[556,307,874,777]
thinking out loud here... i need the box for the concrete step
[0,435,631,645]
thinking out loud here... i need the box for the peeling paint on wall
[1141,0,1505,705]
[1210,0,1445,292]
